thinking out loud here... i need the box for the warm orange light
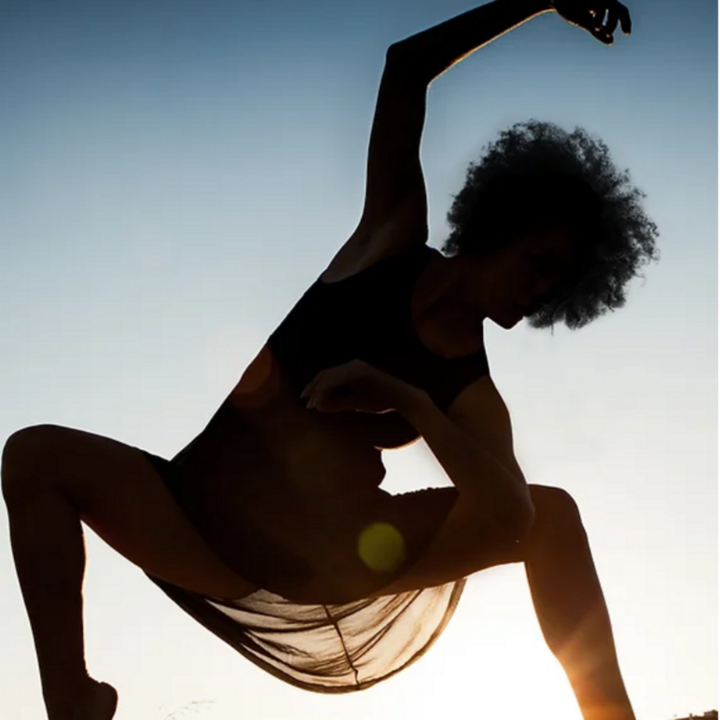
[229,344,281,408]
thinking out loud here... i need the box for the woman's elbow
[385,42,431,84]
[386,41,412,64]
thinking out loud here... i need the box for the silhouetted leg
[2,424,256,719]
[2,475,95,720]
[522,485,636,720]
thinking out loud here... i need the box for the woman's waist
[240,490,412,604]
[175,401,387,487]
[198,486,391,600]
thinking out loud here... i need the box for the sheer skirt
[140,449,466,693]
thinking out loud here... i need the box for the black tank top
[267,243,490,414]
[165,243,491,596]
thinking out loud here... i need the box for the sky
[0,0,716,719]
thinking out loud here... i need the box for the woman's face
[468,224,579,330]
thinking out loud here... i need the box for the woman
[2,0,657,718]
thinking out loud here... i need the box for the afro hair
[440,119,661,332]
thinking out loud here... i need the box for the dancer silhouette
[3,1,656,719]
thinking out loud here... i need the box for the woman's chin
[493,304,525,329]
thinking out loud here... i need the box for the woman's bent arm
[391,0,554,84]
[400,390,535,540]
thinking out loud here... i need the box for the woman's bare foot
[71,679,118,720]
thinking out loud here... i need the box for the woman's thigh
[1,424,258,601]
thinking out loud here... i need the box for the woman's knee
[527,484,584,536]
[2,424,65,500]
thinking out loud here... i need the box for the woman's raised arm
[394,0,630,84]
[348,0,630,258]
[393,0,553,85]
[349,0,551,254]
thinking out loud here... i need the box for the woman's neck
[412,252,484,355]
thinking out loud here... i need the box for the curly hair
[440,119,661,332]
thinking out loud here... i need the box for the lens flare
[357,522,406,573]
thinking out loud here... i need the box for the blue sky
[0,0,716,719]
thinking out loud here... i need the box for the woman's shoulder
[319,218,430,284]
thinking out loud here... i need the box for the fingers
[595,1,632,42]
[300,361,360,408]
[568,6,610,45]
[591,7,606,26]
[588,23,614,45]
[618,2,632,34]
[577,1,631,46]
[300,380,317,400]
[301,375,327,407]
[305,382,350,412]
[302,374,348,410]
[553,0,632,43]
[604,5,620,38]
[304,381,331,409]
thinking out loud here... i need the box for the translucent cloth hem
[145,572,467,693]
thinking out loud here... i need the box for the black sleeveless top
[145,244,483,693]
[267,243,490,414]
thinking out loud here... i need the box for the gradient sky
[1,0,716,719]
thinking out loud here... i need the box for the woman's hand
[550,0,632,45]
[300,360,425,415]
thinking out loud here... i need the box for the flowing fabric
[147,567,466,693]
[141,448,466,693]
